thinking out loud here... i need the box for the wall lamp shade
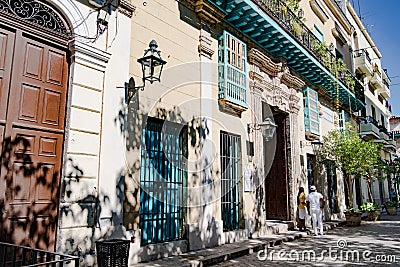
[248,118,277,141]
[311,140,323,155]
[137,40,167,84]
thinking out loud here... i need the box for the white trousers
[311,209,323,235]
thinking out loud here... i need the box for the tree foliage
[320,124,382,208]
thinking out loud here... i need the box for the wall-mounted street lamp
[125,40,167,103]
[311,139,323,155]
[248,118,278,141]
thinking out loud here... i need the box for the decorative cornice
[118,0,136,18]
[69,40,111,71]
[218,99,247,117]
[249,71,264,84]
[198,32,214,59]
[280,66,305,90]
[248,48,281,77]
[194,0,225,26]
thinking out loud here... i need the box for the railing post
[12,245,16,267]
[1,244,7,267]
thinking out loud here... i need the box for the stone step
[135,220,345,266]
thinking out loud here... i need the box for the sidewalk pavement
[135,220,346,267]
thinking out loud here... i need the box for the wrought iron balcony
[360,116,380,140]
[384,139,396,150]
[354,49,373,76]
[374,125,390,145]
[206,0,365,111]
[0,242,79,266]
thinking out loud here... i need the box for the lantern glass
[311,140,323,155]
[137,40,167,84]
[259,118,277,141]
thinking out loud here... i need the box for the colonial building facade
[0,0,395,266]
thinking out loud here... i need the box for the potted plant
[384,201,399,215]
[344,207,362,226]
[360,202,381,221]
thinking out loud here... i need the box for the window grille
[220,131,242,231]
[139,118,187,245]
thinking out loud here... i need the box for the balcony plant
[312,40,329,60]
[292,19,303,37]
[384,201,399,215]
[360,202,381,221]
[320,124,382,226]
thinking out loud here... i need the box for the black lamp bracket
[125,77,145,104]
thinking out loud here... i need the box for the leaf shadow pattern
[0,136,61,264]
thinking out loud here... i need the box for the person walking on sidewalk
[306,185,325,236]
[297,187,307,231]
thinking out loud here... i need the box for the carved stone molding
[281,66,305,91]
[249,71,264,84]
[194,0,225,26]
[198,30,214,59]
[218,99,247,117]
[118,0,136,18]
[248,48,281,77]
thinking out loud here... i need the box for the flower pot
[367,210,380,221]
[345,212,362,226]
[386,206,398,216]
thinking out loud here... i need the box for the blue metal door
[139,118,187,245]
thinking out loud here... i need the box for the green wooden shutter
[303,87,320,135]
[338,110,350,130]
[218,31,247,107]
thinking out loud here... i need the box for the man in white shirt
[306,185,325,236]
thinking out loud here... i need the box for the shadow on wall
[118,85,230,258]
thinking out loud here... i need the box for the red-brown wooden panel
[39,137,57,156]
[47,50,65,85]
[19,84,40,122]
[0,27,14,123]
[42,89,61,126]
[23,42,44,80]
[36,164,55,201]
[15,133,35,154]
[11,162,33,202]
[0,33,7,69]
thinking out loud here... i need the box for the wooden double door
[0,25,68,250]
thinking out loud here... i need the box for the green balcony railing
[257,0,361,92]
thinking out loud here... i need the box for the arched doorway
[0,0,71,250]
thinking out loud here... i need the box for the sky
[351,0,400,116]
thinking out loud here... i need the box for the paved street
[215,213,400,266]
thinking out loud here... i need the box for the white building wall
[47,1,133,265]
